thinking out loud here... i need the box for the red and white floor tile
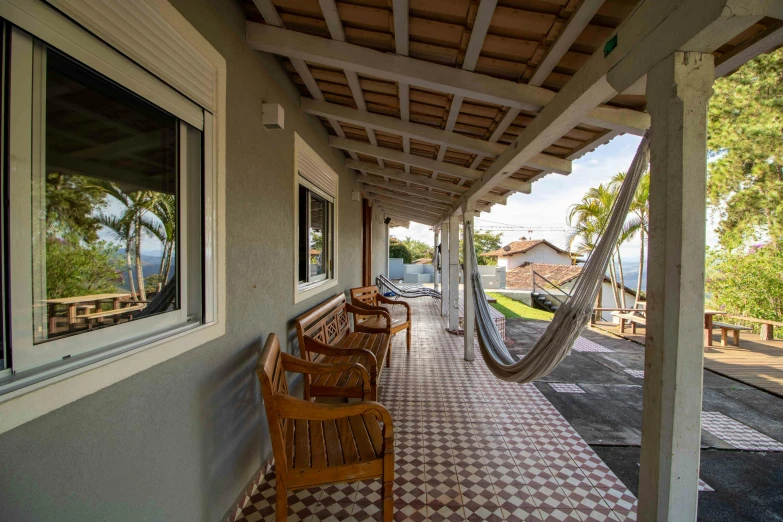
[236,299,645,521]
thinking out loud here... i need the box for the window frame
[0,0,226,435]
[293,133,338,304]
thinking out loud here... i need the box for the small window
[3,26,207,375]
[294,134,338,301]
[298,184,333,285]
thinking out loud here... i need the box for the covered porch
[237,297,639,521]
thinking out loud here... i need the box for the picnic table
[45,293,141,332]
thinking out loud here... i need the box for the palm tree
[92,181,158,301]
[566,183,625,307]
[611,171,650,304]
[145,194,176,290]
[97,213,137,300]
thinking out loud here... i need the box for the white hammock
[466,131,650,382]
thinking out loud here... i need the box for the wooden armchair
[257,334,395,521]
[350,285,412,350]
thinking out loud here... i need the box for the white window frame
[293,133,339,304]
[0,0,227,436]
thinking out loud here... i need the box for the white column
[433,228,440,291]
[441,221,450,316]
[638,51,714,522]
[462,204,475,361]
[448,214,460,331]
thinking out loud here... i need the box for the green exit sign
[604,34,618,57]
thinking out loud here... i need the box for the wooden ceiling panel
[336,3,389,31]
[409,0,472,25]
[474,57,527,80]
[409,17,465,48]
[490,7,556,39]
[480,34,538,62]
[408,41,459,65]
[279,13,330,37]
[272,0,322,18]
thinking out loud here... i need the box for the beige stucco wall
[0,1,373,520]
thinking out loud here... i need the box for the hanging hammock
[377,274,442,300]
[465,131,650,382]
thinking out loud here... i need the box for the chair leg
[275,482,288,522]
[406,327,411,351]
[734,329,740,347]
[383,476,394,521]
[386,342,391,368]
[721,328,728,347]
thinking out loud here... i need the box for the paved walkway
[593,322,783,397]
[236,299,637,521]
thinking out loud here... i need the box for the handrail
[533,271,572,298]
[532,271,571,307]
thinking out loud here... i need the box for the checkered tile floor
[235,298,639,521]
[701,411,783,451]
[571,338,614,354]
[550,384,585,394]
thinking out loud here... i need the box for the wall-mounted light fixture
[262,103,284,129]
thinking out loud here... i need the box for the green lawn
[487,292,554,321]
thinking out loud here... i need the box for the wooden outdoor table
[46,293,132,332]
[704,310,722,347]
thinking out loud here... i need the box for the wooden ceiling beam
[362,178,458,205]
[527,0,606,87]
[345,160,509,204]
[363,189,452,212]
[246,22,650,133]
[316,0,383,169]
[330,137,531,194]
[460,0,767,204]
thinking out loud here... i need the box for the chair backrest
[294,294,352,361]
[256,334,291,475]
[350,285,380,307]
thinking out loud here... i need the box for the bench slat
[323,419,343,466]
[349,415,376,461]
[337,417,360,465]
[713,322,752,331]
[309,420,327,469]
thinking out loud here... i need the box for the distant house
[483,238,636,317]
[482,238,573,269]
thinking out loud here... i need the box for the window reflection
[37,49,179,343]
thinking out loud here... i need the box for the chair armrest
[347,302,391,330]
[275,395,394,437]
[304,336,378,376]
[281,353,371,398]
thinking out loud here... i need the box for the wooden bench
[257,333,394,522]
[712,321,752,347]
[76,304,146,328]
[350,285,412,350]
[723,315,783,341]
[611,302,647,334]
[294,294,391,401]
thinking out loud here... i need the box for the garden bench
[77,304,147,328]
[722,315,783,341]
[350,285,412,351]
[294,294,391,401]
[711,321,752,347]
[256,333,394,522]
[612,302,647,334]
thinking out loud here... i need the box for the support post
[448,214,459,331]
[433,227,440,292]
[638,51,714,522]
[441,221,450,316]
[463,204,475,361]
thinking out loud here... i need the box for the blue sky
[391,134,720,265]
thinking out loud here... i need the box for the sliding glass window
[3,25,205,375]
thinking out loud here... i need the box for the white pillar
[448,214,460,331]
[638,51,714,522]
[441,221,450,317]
[462,204,475,361]
[433,228,440,291]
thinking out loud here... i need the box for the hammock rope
[466,131,650,382]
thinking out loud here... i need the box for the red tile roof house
[482,238,637,316]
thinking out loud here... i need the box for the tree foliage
[706,245,783,337]
[46,237,123,299]
[707,48,783,250]
[46,173,107,242]
[388,237,412,264]
[460,231,503,266]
